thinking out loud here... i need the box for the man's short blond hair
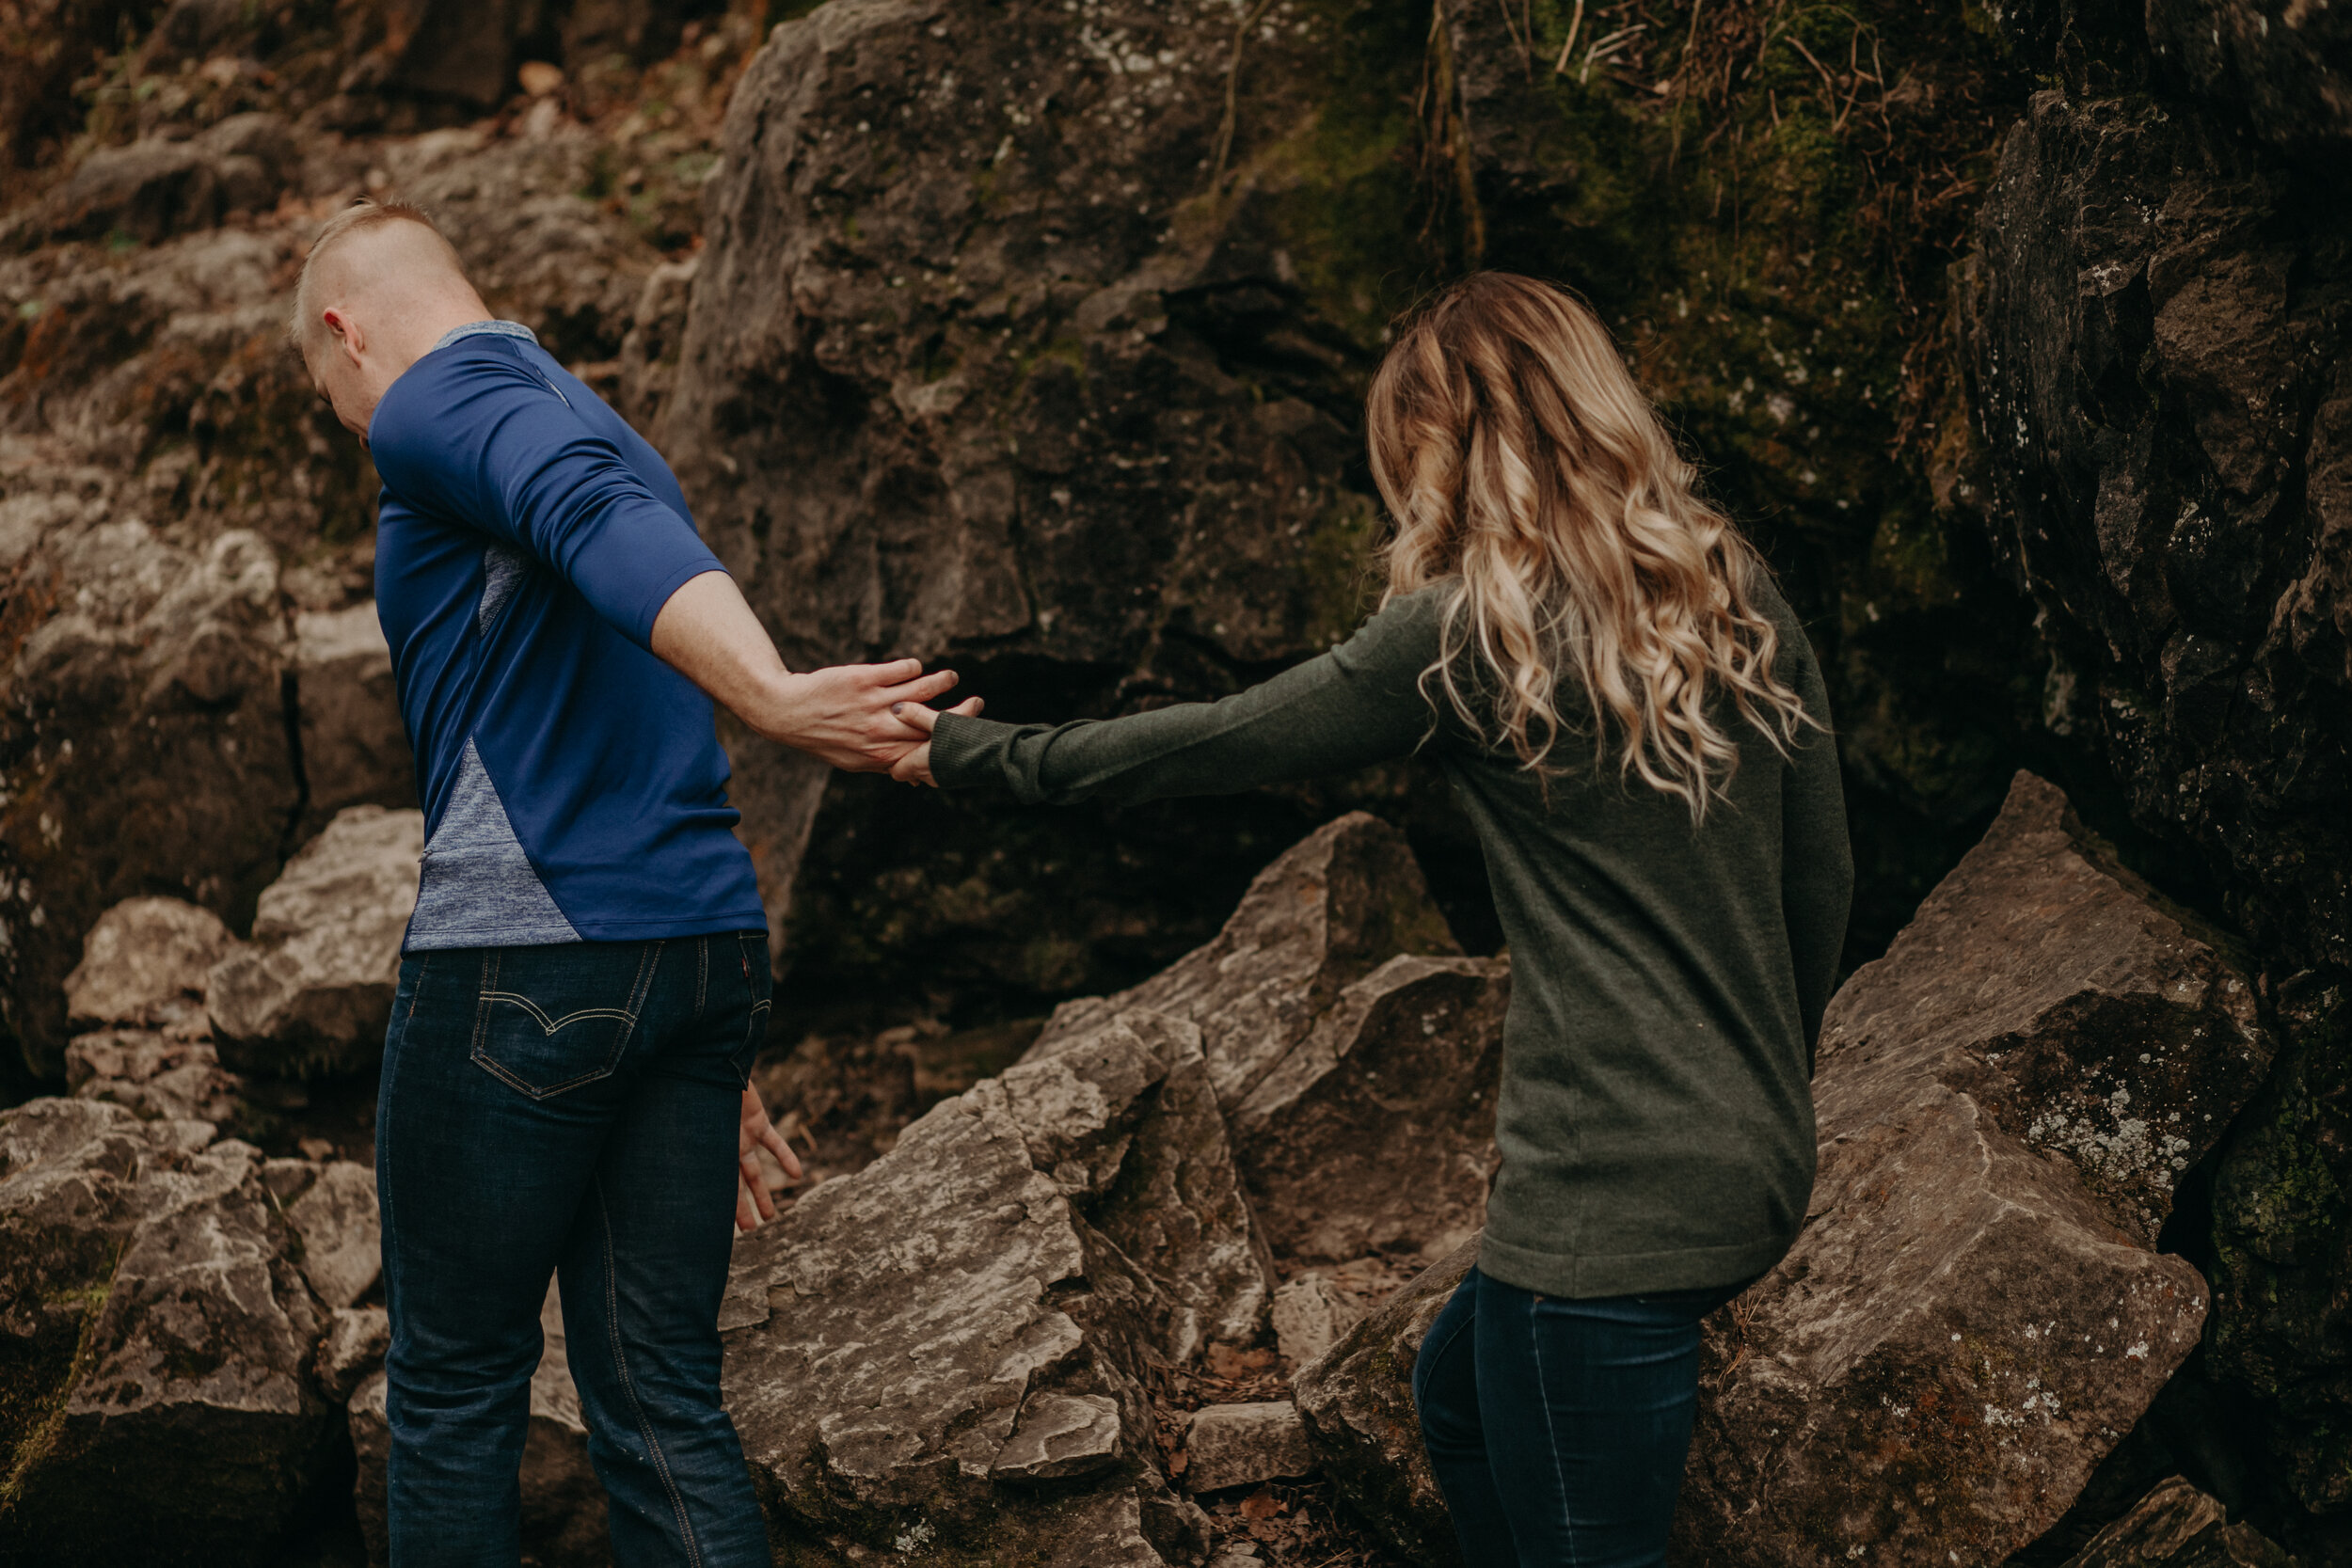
[288,198,465,355]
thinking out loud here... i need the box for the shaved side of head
[290,199,481,358]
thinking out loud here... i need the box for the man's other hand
[885,699,946,786]
[736,1084,804,1233]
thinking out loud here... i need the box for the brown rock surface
[206,805,422,1079]
[1182,1400,1314,1494]
[0,1098,337,1562]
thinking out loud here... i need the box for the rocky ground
[0,0,2348,1561]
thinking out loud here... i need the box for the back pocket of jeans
[470,943,660,1100]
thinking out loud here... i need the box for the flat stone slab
[1182,1401,1315,1493]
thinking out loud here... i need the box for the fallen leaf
[1239,1487,1285,1521]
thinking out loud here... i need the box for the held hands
[886,700,940,787]
[755,660,980,773]
[736,1083,803,1232]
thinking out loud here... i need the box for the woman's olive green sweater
[929,579,1851,1299]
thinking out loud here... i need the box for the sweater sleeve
[1777,617,1853,1070]
[930,593,1450,804]
[367,345,723,647]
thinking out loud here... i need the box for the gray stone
[206,805,422,1079]
[283,1160,381,1311]
[63,895,236,1035]
[1270,1258,1409,1370]
[1671,772,2270,1566]
[65,1029,244,1126]
[315,1304,390,1404]
[294,602,413,826]
[2059,1476,2293,1567]
[0,1098,337,1561]
[992,1393,1125,1483]
[351,1283,607,1568]
[1028,815,1461,1112]
[1181,1402,1313,1494]
[1292,1237,1476,1568]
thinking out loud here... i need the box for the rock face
[0,508,300,1080]
[2059,1476,2293,1568]
[350,1283,608,1568]
[1962,87,2347,977]
[205,806,422,1079]
[2147,0,2352,150]
[662,0,1449,986]
[0,1098,338,1562]
[1671,772,2270,1566]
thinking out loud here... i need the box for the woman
[890,271,1851,1567]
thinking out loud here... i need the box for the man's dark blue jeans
[1412,1264,1747,1567]
[375,936,774,1567]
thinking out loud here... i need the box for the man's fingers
[735,1178,759,1232]
[860,657,925,685]
[756,1118,803,1180]
[882,668,960,706]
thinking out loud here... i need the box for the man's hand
[736,1083,804,1232]
[649,571,983,772]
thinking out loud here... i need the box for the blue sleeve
[368,348,723,647]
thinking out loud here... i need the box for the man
[294,198,966,1563]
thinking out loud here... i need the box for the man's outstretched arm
[649,570,977,771]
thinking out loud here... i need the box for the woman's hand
[886,696,976,786]
[735,1083,804,1232]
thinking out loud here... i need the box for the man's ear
[321,306,365,365]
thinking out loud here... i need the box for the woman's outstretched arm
[901,591,1450,802]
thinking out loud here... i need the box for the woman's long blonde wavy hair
[1368,272,1816,822]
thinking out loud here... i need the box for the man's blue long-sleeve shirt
[369,321,764,950]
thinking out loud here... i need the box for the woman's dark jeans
[1412,1264,1746,1567]
[375,936,773,1567]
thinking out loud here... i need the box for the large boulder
[8,112,298,248]
[62,895,236,1037]
[1673,772,2270,1565]
[719,1006,1225,1564]
[1028,815,1500,1270]
[205,805,422,1079]
[0,1098,339,1563]
[350,1282,609,1568]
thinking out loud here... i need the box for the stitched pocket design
[471,942,662,1099]
[732,931,773,1083]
